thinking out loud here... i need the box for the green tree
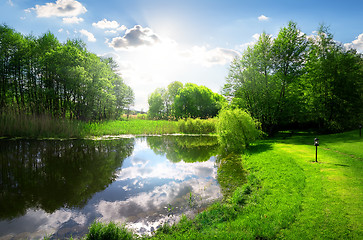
[165,81,183,116]
[225,22,308,134]
[304,25,363,131]
[0,24,134,122]
[148,88,165,119]
[173,83,226,119]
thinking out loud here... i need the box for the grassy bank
[0,112,87,139]
[87,118,217,136]
[0,114,217,138]
[79,130,362,239]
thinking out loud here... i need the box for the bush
[216,108,262,152]
[136,113,147,120]
[178,118,217,134]
[86,222,135,240]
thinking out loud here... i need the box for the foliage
[147,81,183,119]
[173,83,226,119]
[147,82,226,120]
[225,21,363,134]
[303,25,363,132]
[177,118,217,134]
[216,108,262,152]
[86,222,135,240]
[0,24,134,121]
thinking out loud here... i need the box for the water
[0,136,244,239]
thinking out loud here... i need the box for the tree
[148,88,165,119]
[225,21,363,133]
[173,83,226,119]
[165,81,183,116]
[0,24,134,121]
[304,25,363,131]
[225,22,308,134]
[216,108,261,152]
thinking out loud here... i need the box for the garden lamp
[314,137,319,162]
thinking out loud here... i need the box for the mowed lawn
[150,130,363,239]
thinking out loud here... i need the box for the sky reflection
[0,137,221,238]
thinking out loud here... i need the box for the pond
[0,136,246,239]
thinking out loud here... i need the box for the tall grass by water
[0,111,87,139]
[0,115,219,139]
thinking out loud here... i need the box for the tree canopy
[225,21,363,134]
[147,82,226,119]
[0,24,134,121]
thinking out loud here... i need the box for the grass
[0,111,87,139]
[85,118,217,136]
[86,119,180,136]
[0,113,218,139]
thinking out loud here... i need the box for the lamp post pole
[360,125,362,137]
[314,138,319,162]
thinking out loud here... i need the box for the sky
[1,0,363,111]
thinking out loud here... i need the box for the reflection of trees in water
[146,136,219,163]
[216,153,247,199]
[0,138,134,220]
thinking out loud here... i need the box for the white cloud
[80,29,96,42]
[258,15,269,21]
[27,0,87,18]
[62,16,84,24]
[182,46,240,67]
[109,25,161,50]
[8,0,14,6]
[105,30,117,34]
[117,25,127,32]
[92,18,120,29]
[344,33,363,53]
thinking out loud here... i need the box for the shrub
[86,221,135,240]
[216,108,262,152]
[136,113,147,120]
[178,118,217,134]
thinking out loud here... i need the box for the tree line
[225,22,363,134]
[148,81,226,119]
[0,24,134,121]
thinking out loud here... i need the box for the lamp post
[359,125,362,137]
[314,137,319,162]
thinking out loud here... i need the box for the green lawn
[149,130,363,239]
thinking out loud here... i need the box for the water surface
[0,136,240,239]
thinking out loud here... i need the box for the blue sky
[1,0,362,110]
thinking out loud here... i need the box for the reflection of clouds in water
[0,209,87,239]
[116,159,217,182]
[95,177,221,234]
[131,138,150,156]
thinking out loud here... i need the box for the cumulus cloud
[80,29,96,42]
[258,15,269,21]
[183,46,240,67]
[344,33,363,53]
[92,18,120,29]
[109,25,161,50]
[27,0,87,18]
[62,16,84,24]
